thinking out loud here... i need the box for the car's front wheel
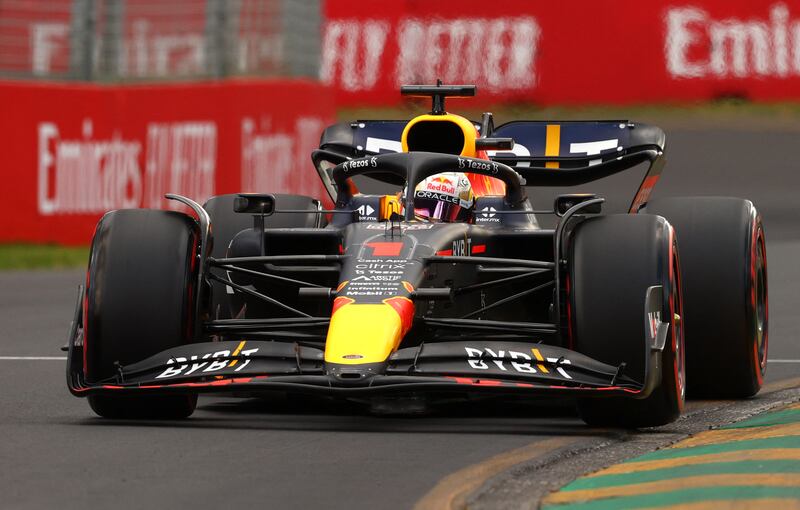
[570,214,685,428]
[84,209,199,419]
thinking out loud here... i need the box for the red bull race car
[66,84,768,427]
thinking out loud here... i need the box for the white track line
[768,359,800,363]
[0,356,67,360]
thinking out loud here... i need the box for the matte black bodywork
[67,151,669,403]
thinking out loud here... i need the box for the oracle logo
[415,190,460,204]
[666,3,800,79]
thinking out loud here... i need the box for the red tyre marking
[670,227,686,410]
[751,225,768,386]
[82,269,90,377]
[565,274,574,350]
[184,232,199,342]
[751,227,761,386]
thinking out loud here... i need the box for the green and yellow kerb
[542,402,800,510]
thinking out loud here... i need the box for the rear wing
[489,121,664,185]
[316,120,666,212]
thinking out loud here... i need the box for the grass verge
[0,244,88,271]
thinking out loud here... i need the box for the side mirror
[234,194,275,216]
[475,138,515,151]
[555,194,602,216]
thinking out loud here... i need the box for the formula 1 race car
[66,84,768,427]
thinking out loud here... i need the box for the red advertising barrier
[0,79,335,245]
[323,0,800,106]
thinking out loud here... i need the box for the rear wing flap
[489,121,665,186]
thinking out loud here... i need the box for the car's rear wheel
[645,197,768,397]
[84,209,199,419]
[570,214,685,428]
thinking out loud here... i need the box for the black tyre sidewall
[85,209,198,382]
[570,214,685,427]
[88,394,198,420]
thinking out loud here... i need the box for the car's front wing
[67,338,659,400]
[66,281,668,401]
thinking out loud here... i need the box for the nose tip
[326,362,384,386]
[337,371,366,380]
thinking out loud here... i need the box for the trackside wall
[0,80,335,245]
[322,0,800,106]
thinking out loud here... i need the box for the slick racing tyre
[645,197,767,397]
[570,214,685,428]
[203,194,323,319]
[84,209,199,419]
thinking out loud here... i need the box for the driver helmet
[413,172,475,222]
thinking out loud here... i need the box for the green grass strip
[0,244,88,270]
[563,460,800,491]
[543,486,800,510]
[624,436,800,463]
[720,407,800,429]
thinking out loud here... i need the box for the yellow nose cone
[324,304,404,365]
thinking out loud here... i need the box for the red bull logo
[424,177,455,194]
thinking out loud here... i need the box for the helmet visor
[413,191,471,222]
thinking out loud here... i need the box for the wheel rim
[754,229,768,374]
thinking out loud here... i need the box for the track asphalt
[0,127,798,509]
